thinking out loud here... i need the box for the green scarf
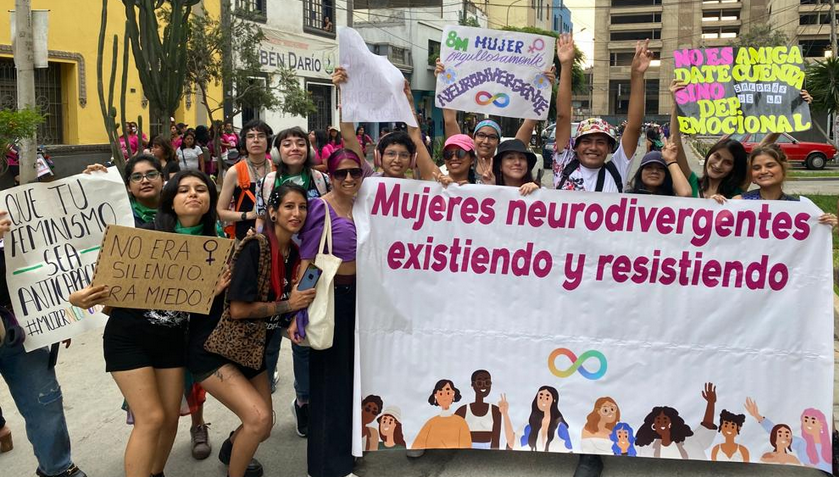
[130,199,157,225]
[276,168,311,191]
[175,222,204,235]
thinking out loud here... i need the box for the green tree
[0,108,44,176]
[728,23,789,48]
[806,57,839,145]
[186,3,316,177]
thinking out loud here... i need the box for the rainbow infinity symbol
[475,91,511,108]
[548,348,607,380]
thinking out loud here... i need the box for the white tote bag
[303,199,343,350]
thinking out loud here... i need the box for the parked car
[540,122,579,169]
[726,132,836,170]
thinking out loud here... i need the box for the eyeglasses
[443,149,470,160]
[332,168,363,180]
[383,151,412,160]
[246,133,267,140]
[129,171,162,183]
[475,132,499,141]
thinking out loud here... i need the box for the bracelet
[241,211,248,221]
[666,161,678,167]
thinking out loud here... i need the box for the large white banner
[354,179,833,471]
[0,168,133,351]
[435,25,555,120]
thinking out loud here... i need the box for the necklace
[329,197,354,220]
[246,157,268,184]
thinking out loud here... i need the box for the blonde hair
[584,397,621,434]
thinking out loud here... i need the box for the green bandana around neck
[130,199,157,225]
[175,222,204,235]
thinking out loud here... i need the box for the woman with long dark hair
[190,183,315,477]
[149,136,181,181]
[69,170,227,477]
[176,129,206,173]
[635,383,718,459]
[500,386,571,452]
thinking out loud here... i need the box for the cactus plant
[122,0,200,136]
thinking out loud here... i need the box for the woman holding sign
[191,183,315,477]
[70,170,227,477]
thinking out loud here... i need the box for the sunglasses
[443,149,470,160]
[332,168,363,180]
[129,171,162,183]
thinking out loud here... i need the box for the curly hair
[362,395,384,415]
[717,409,745,434]
[635,406,693,447]
[427,379,462,406]
[584,397,621,434]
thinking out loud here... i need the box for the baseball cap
[444,134,475,152]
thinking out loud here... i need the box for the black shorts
[103,313,187,372]
[187,346,267,383]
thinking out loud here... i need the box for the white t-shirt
[177,146,203,171]
[552,143,632,193]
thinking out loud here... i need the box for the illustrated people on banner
[625,139,692,197]
[609,422,637,457]
[377,406,407,450]
[362,395,384,452]
[70,170,227,477]
[634,383,718,460]
[745,398,831,471]
[500,386,572,452]
[580,397,621,454]
[710,410,750,462]
[554,35,650,195]
[412,379,472,450]
[454,370,503,450]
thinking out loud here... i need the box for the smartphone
[298,264,322,291]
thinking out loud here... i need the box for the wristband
[666,161,678,167]
[241,211,248,221]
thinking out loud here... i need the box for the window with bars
[0,59,64,145]
[304,0,336,37]
[235,0,267,22]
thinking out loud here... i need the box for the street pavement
[2,141,838,477]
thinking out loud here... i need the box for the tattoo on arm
[213,369,224,382]
[243,301,292,318]
[274,301,292,314]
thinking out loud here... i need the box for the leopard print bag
[204,234,272,369]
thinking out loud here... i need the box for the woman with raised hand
[69,170,228,477]
[190,182,315,477]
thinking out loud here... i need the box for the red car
[727,133,836,170]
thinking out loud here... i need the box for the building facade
[592,0,770,118]
[484,0,554,30]
[0,0,223,146]
[552,0,573,34]
[253,0,347,133]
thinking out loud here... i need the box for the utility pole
[832,0,837,58]
[347,0,353,27]
[14,0,37,185]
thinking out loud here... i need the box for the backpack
[223,160,275,239]
[557,158,623,193]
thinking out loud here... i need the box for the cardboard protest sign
[0,167,133,351]
[338,27,417,127]
[674,46,811,135]
[91,225,234,314]
[435,25,554,120]
[353,179,833,472]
